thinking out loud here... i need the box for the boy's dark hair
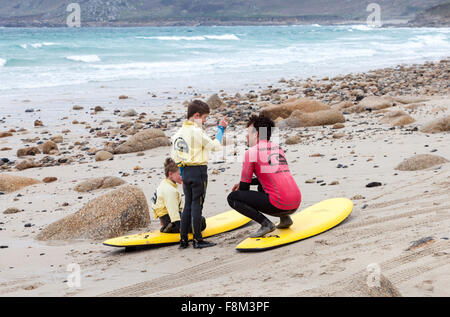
[164,158,179,177]
[247,114,275,140]
[187,100,210,119]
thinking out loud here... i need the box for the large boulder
[41,141,58,154]
[386,96,429,105]
[0,174,41,192]
[379,110,415,126]
[17,147,41,157]
[260,98,330,120]
[395,154,448,171]
[74,176,126,192]
[95,150,114,162]
[358,96,394,110]
[15,159,41,171]
[421,115,450,133]
[114,129,171,154]
[279,109,345,128]
[36,185,150,241]
[206,94,226,109]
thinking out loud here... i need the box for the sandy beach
[0,58,449,297]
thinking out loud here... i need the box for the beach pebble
[366,182,382,188]
[43,177,57,183]
[122,109,137,117]
[50,135,63,143]
[73,105,84,110]
[0,132,13,138]
[34,120,43,127]
[3,207,21,214]
[332,123,345,129]
[285,135,301,145]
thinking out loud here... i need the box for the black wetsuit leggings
[227,189,297,225]
[181,165,208,241]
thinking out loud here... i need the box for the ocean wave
[20,42,58,49]
[136,34,240,41]
[413,34,449,46]
[349,25,377,31]
[66,55,101,63]
[0,58,6,67]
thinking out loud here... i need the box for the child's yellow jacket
[151,178,182,221]
[171,121,222,166]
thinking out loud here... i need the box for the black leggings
[227,190,297,225]
[181,165,208,241]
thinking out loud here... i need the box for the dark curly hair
[247,114,275,140]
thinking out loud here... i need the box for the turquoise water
[0,25,449,91]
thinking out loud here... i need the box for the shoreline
[0,57,449,297]
[1,20,447,28]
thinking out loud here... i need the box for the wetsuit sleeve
[215,125,225,143]
[240,150,254,184]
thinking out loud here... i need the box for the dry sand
[0,63,449,297]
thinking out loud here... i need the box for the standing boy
[172,100,227,249]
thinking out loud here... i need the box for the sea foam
[136,34,239,41]
[66,55,101,63]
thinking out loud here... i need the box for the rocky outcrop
[36,185,150,241]
[379,110,415,126]
[74,176,126,192]
[0,174,41,192]
[95,150,114,162]
[114,129,171,154]
[395,154,448,171]
[260,98,330,120]
[278,109,345,128]
[206,94,226,109]
[421,115,450,133]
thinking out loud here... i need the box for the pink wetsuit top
[240,140,301,211]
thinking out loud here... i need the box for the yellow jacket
[151,178,183,221]
[171,121,222,166]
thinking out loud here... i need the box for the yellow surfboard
[236,198,353,252]
[103,210,251,248]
